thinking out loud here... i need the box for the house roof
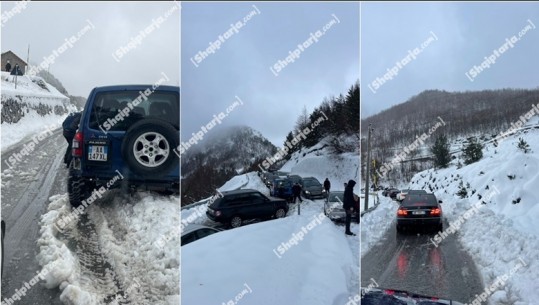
[1,50,27,65]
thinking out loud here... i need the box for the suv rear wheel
[122,119,179,177]
[230,216,242,228]
[68,169,89,208]
[275,208,286,218]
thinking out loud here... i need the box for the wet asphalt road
[1,129,66,305]
[361,219,486,304]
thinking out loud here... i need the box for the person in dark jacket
[5,60,11,72]
[292,182,303,203]
[62,112,82,167]
[343,179,358,236]
[323,178,331,194]
[10,64,22,76]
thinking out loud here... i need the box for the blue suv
[68,85,179,207]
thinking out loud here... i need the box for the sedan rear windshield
[402,194,437,207]
[89,90,179,132]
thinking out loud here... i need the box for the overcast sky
[361,2,539,118]
[1,1,179,97]
[181,1,359,147]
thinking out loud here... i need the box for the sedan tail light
[72,132,83,157]
[397,208,408,216]
[430,207,441,216]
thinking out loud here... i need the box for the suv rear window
[89,90,179,131]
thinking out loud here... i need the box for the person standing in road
[343,179,358,236]
[323,178,331,194]
[292,182,303,203]
[62,112,82,167]
[5,60,11,72]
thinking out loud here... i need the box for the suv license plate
[88,145,108,161]
[412,211,426,215]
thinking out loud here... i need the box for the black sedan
[396,193,443,232]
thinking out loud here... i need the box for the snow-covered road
[1,128,180,305]
[361,197,484,303]
[1,128,66,305]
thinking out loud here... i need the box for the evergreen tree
[463,137,483,164]
[431,134,451,168]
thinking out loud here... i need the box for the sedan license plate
[88,145,108,161]
[412,210,426,215]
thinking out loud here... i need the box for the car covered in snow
[206,189,288,228]
[68,85,179,207]
[396,193,443,232]
[181,224,222,246]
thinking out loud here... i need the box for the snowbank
[280,139,360,193]
[36,192,180,305]
[1,71,75,151]
[182,198,357,305]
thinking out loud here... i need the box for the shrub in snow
[456,181,468,198]
[463,137,483,164]
[517,138,531,153]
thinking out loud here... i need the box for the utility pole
[26,44,30,74]
[364,124,373,211]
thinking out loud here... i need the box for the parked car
[324,191,359,223]
[301,177,326,199]
[206,189,289,228]
[263,172,280,188]
[382,187,398,197]
[395,189,410,201]
[270,178,294,201]
[388,189,400,200]
[68,85,180,207]
[181,224,222,246]
[287,174,303,185]
[396,193,443,232]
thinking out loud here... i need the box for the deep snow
[182,144,360,305]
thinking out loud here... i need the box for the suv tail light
[72,132,83,157]
[430,207,441,216]
[397,208,407,216]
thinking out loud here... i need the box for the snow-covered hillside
[1,71,76,151]
[364,126,539,304]
[280,138,360,192]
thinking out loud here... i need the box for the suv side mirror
[438,200,443,204]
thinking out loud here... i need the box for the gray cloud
[361,2,539,118]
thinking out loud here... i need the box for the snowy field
[364,127,539,304]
